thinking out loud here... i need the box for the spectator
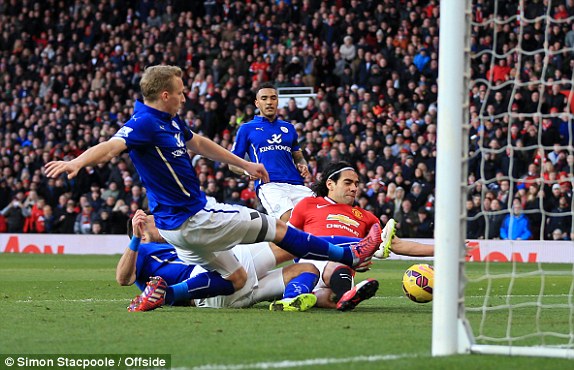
[24,196,47,233]
[485,198,504,239]
[124,184,147,210]
[466,198,485,239]
[41,204,55,234]
[500,199,532,240]
[415,207,434,238]
[91,220,104,235]
[101,182,121,202]
[1,193,27,233]
[551,228,568,240]
[406,182,426,210]
[545,196,572,240]
[392,186,406,220]
[240,180,257,209]
[53,200,78,234]
[339,36,357,63]
[0,0,564,240]
[395,198,418,238]
[74,203,96,234]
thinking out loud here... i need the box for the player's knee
[323,262,353,284]
[327,264,355,286]
[282,263,319,283]
[279,209,292,222]
[227,267,248,291]
[273,219,288,241]
[298,263,319,275]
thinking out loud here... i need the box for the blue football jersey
[231,116,303,190]
[113,100,207,230]
[134,242,195,291]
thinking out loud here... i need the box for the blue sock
[323,235,361,246]
[278,227,354,266]
[164,271,235,305]
[283,272,319,299]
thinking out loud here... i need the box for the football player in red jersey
[289,161,434,310]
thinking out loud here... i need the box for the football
[402,263,434,303]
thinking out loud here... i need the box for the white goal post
[433,0,574,359]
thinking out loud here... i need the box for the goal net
[432,0,574,358]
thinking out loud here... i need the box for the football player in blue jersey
[118,209,320,311]
[230,83,314,222]
[45,65,381,312]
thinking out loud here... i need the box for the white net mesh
[464,0,574,352]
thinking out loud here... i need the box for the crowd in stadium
[0,0,573,240]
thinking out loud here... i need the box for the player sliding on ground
[288,161,435,310]
[118,209,319,311]
[45,65,382,311]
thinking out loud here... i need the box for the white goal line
[184,353,415,370]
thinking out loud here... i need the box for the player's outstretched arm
[391,237,434,257]
[292,150,309,178]
[187,134,269,182]
[116,240,139,286]
[116,210,147,286]
[45,139,127,180]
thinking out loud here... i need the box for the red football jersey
[289,196,380,238]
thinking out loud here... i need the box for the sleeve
[367,213,380,229]
[116,118,154,147]
[231,124,248,158]
[176,116,193,141]
[499,217,508,239]
[519,218,532,240]
[289,199,308,230]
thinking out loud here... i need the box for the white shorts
[193,243,285,308]
[159,197,277,278]
[258,183,314,219]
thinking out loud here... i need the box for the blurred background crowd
[0,0,573,240]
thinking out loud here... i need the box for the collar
[323,197,337,205]
[253,115,277,124]
[134,99,173,122]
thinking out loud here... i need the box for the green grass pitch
[1,253,572,369]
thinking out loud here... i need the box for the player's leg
[314,288,337,308]
[193,245,264,309]
[128,250,242,312]
[166,249,245,302]
[295,259,378,311]
[258,183,314,222]
[336,278,380,311]
[159,197,380,272]
[323,262,355,303]
[308,221,433,259]
[258,183,294,220]
[269,263,319,312]
[373,219,434,258]
[156,199,262,294]
[269,243,295,265]
[273,219,382,269]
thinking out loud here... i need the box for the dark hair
[255,82,277,97]
[311,161,356,197]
